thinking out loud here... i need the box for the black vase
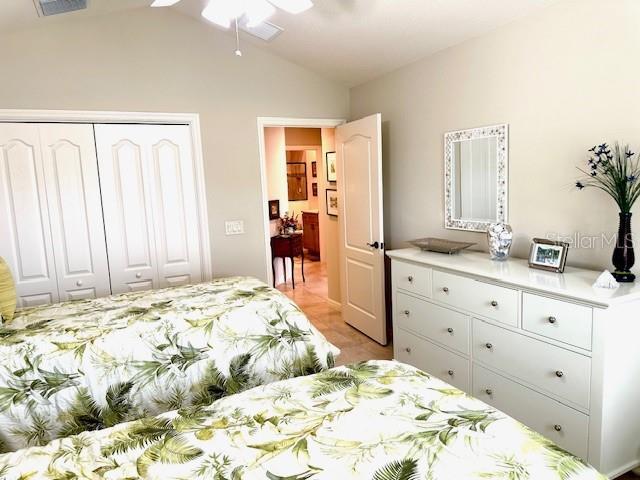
[612,212,636,282]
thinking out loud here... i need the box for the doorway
[261,126,338,302]
[257,117,392,364]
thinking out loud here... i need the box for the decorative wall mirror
[444,124,508,232]
[287,162,308,201]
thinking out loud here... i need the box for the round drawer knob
[407,276,414,283]
[447,327,454,334]
[485,388,493,395]
[136,272,142,279]
[404,347,412,354]
[76,280,83,287]
[485,343,493,350]
[548,316,557,324]
[490,300,498,307]
[554,424,562,432]
[442,287,449,293]
[555,370,564,378]
[447,369,454,376]
[403,310,410,316]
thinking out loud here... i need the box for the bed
[0,360,604,479]
[0,277,339,453]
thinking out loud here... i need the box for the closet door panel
[95,125,158,294]
[40,124,110,301]
[0,124,59,306]
[149,125,202,288]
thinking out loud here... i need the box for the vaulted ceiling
[3,0,559,87]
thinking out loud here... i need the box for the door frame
[0,109,213,281]
[256,117,345,287]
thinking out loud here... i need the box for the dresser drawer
[522,293,593,350]
[396,292,470,354]
[473,319,591,409]
[393,261,431,298]
[395,329,470,392]
[432,270,519,327]
[473,364,589,459]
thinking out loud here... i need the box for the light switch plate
[225,220,245,235]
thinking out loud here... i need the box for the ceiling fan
[150,0,313,28]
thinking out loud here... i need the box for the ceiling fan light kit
[152,0,312,55]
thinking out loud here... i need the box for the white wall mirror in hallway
[444,124,508,232]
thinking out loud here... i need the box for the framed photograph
[311,161,317,178]
[268,199,280,220]
[326,151,337,182]
[326,189,338,217]
[312,182,318,197]
[528,238,569,273]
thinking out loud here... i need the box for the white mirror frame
[444,123,508,232]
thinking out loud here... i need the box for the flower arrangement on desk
[576,142,640,282]
[279,211,299,235]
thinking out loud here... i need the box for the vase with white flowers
[576,142,640,282]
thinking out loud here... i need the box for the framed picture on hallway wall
[268,199,280,220]
[312,183,318,196]
[326,189,338,217]
[326,151,337,182]
[311,161,317,178]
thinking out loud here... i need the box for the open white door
[336,113,386,345]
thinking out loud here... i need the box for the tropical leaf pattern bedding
[0,277,339,453]
[0,360,604,480]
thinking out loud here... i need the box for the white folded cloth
[592,270,619,289]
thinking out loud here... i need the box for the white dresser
[387,248,640,478]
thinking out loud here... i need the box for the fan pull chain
[234,17,242,56]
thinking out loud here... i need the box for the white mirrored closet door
[94,124,202,294]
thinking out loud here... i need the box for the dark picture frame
[268,199,280,220]
[326,151,337,182]
[312,182,318,197]
[326,188,338,217]
[287,162,308,201]
[528,238,569,273]
[311,161,317,178]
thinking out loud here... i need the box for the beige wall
[265,127,287,237]
[351,0,640,270]
[321,128,340,303]
[285,128,322,147]
[0,7,349,281]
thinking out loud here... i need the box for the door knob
[490,300,498,307]
[555,370,564,378]
[548,316,557,324]
[403,310,410,316]
[442,287,449,293]
[485,343,493,350]
[554,424,562,432]
[136,272,142,279]
[485,388,493,395]
[76,280,83,287]
[447,369,454,376]
[404,347,412,353]
[367,241,380,249]
[447,327,454,334]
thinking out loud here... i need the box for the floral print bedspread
[0,360,604,480]
[0,277,339,453]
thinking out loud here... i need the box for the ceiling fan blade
[267,0,313,15]
[245,0,275,27]
[150,0,181,7]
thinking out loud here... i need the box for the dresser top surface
[387,248,640,308]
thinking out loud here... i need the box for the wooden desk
[271,233,305,288]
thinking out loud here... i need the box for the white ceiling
[2,0,558,87]
[174,0,559,87]
[0,0,149,32]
